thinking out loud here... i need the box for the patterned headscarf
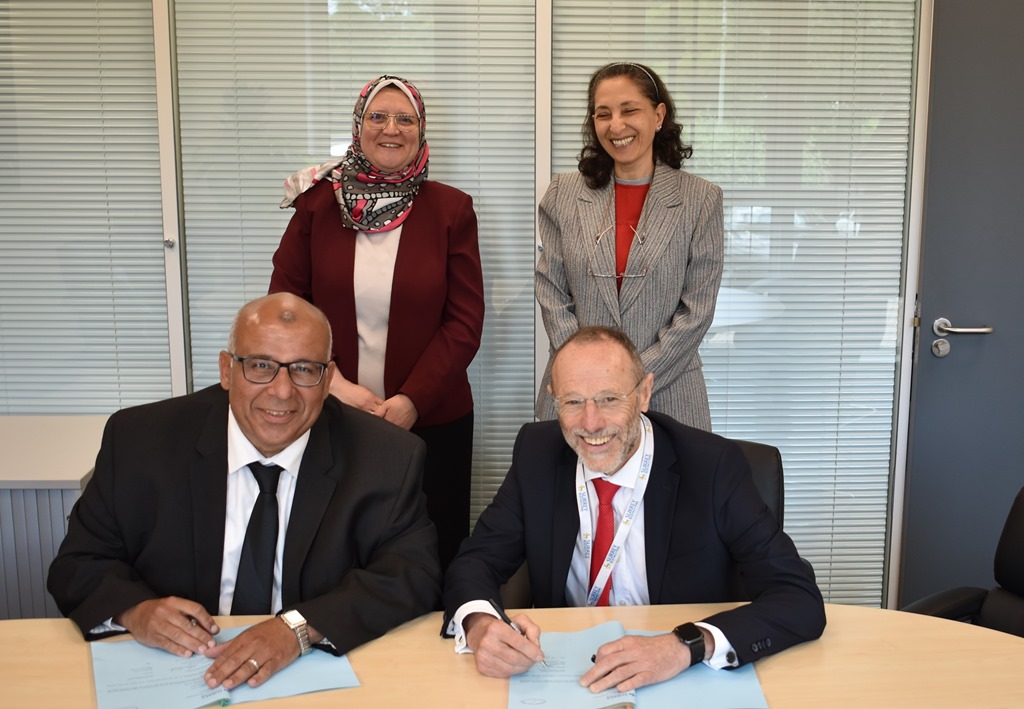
[280,75,429,233]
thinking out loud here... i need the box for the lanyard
[575,413,654,606]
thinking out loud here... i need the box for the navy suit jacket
[443,411,825,665]
[48,385,441,656]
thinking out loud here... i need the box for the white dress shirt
[218,408,310,615]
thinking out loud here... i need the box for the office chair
[902,485,1024,638]
[499,438,787,609]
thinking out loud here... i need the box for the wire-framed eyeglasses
[588,224,649,280]
[229,354,328,387]
[552,379,644,416]
[364,112,418,131]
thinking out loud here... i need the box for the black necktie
[231,462,283,615]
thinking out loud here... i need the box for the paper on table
[509,621,637,709]
[90,624,359,709]
[507,623,768,709]
[631,630,768,709]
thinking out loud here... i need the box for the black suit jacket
[48,385,441,656]
[443,411,825,665]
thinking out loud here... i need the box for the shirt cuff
[694,621,739,669]
[448,599,500,654]
[315,637,337,652]
[89,618,127,636]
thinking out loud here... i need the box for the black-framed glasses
[364,112,418,131]
[229,354,328,387]
[552,378,644,416]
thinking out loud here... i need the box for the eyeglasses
[552,379,644,416]
[364,112,418,131]
[588,224,649,280]
[229,354,329,387]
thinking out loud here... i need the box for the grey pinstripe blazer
[535,163,724,429]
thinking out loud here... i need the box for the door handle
[932,317,994,336]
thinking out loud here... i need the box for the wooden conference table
[2,602,1022,708]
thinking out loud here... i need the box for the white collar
[226,407,311,477]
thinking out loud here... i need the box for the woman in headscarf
[271,75,484,572]
[535,62,723,430]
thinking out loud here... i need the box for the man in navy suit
[443,325,824,693]
[49,293,439,690]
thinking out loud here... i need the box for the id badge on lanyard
[575,414,654,606]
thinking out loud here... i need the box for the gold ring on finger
[247,658,260,673]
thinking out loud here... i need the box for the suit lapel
[578,183,622,325]
[551,450,581,606]
[190,394,230,613]
[280,416,337,606]
[642,423,679,604]
[618,164,684,314]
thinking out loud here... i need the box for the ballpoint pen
[488,598,548,667]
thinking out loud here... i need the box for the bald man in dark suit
[49,293,439,690]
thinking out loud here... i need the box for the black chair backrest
[975,486,1024,636]
[994,486,1024,596]
[735,439,784,525]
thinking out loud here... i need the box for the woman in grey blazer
[535,62,724,430]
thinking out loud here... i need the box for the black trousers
[411,411,473,575]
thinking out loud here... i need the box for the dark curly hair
[578,62,692,189]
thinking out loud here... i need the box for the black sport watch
[672,622,706,665]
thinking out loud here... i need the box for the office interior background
[1,0,931,610]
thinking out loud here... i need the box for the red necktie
[590,478,619,606]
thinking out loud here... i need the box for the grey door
[899,0,1024,605]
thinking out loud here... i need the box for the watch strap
[672,622,705,666]
[279,610,312,655]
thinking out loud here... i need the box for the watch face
[675,623,702,644]
[282,610,304,626]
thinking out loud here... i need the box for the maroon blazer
[270,179,484,426]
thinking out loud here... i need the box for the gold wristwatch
[279,609,312,655]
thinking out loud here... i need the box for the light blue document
[508,623,768,709]
[509,621,637,708]
[90,624,359,709]
[631,631,767,709]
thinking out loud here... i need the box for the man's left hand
[203,617,302,689]
[579,633,691,693]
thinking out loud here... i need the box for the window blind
[0,1,171,413]
[173,0,537,522]
[551,0,917,605]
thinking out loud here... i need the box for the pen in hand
[488,598,548,668]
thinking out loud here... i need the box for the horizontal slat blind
[174,0,537,521]
[552,0,917,605]
[0,1,171,413]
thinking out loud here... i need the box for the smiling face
[550,337,653,476]
[219,294,335,458]
[591,75,666,181]
[359,86,421,174]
